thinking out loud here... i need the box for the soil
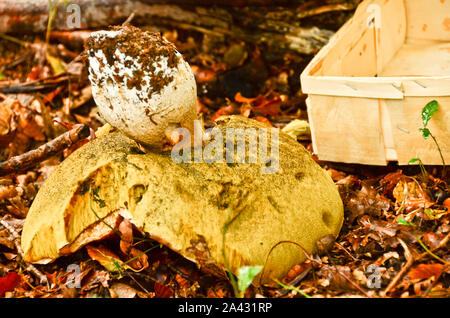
[85,26,180,101]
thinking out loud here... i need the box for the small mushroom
[86,26,198,147]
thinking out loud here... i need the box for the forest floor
[0,12,449,298]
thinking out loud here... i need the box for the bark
[0,0,360,55]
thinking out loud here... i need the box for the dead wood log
[0,0,360,55]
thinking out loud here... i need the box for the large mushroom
[21,27,344,287]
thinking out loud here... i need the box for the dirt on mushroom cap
[85,26,180,101]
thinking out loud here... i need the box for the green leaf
[237,266,262,297]
[421,100,438,128]
[0,72,5,80]
[420,128,431,139]
[408,158,420,165]
[397,218,415,227]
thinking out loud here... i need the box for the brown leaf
[45,271,59,288]
[252,97,281,116]
[191,65,216,83]
[422,233,443,250]
[86,245,125,273]
[408,264,444,281]
[327,168,347,182]
[317,266,359,292]
[393,179,434,212]
[154,281,173,298]
[345,182,390,222]
[234,92,262,104]
[443,198,450,209]
[118,218,133,256]
[196,99,209,114]
[380,170,405,195]
[81,269,110,290]
[252,116,272,126]
[175,273,191,289]
[207,281,230,298]
[17,106,45,141]
[211,102,240,121]
[316,234,336,255]
[0,185,18,201]
[359,216,398,238]
[0,98,18,147]
[234,92,281,116]
[127,247,149,272]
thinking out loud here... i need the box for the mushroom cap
[20,116,344,286]
[86,27,197,146]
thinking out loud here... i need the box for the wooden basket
[300,0,450,165]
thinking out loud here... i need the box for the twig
[122,10,137,27]
[334,241,358,261]
[124,271,150,294]
[0,124,90,176]
[383,238,414,295]
[0,74,72,94]
[0,217,48,286]
[332,265,372,298]
[295,3,357,19]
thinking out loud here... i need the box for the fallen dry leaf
[127,247,149,272]
[154,281,173,298]
[175,273,191,289]
[86,245,126,273]
[0,271,22,297]
[110,282,137,298]
[234,92,281,116]
[118,218,133,256]
[252,116,272,126]
[393,179,434,212]
[345,183,390,223]
[443,198,450,209]
[408,263,444,281]
[0,98,18,148]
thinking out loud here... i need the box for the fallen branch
[0,74,73,94]
[0,124,90,176]
[0,0,360,55]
